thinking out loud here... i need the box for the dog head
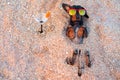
[62,3,89,25]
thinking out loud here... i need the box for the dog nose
[76,12,80,20]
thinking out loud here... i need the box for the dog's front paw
[66,27,75,40]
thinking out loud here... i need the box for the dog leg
[83,27,88,38]
[84,51,91,67]
[66,27,75,40]
[78,50,84,76]
[66,49,78,65]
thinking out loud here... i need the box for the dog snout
[76,12,80,20]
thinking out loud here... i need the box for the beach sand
[0,0,120,80]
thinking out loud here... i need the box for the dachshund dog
[62,3,89,44]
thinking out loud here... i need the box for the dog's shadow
[83,17,91,34]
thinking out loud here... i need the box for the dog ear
[84,10,89,18]
[84,13,89,18]
[79,7,89,18]
[62,3,71,12]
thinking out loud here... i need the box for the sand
[0,0,120,80]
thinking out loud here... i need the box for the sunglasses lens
[69,9,76,15]
[79,9,85,16]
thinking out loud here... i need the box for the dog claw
[66,57,74,65]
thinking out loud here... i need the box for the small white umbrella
[34,11,51,33]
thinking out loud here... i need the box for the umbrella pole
[39,24,43,33]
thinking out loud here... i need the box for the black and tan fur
[62,3,89,44]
